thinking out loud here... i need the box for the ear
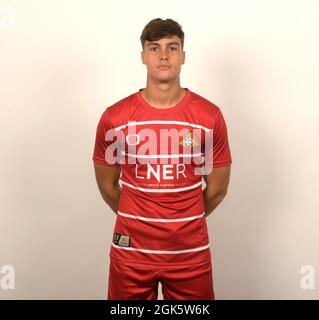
[141,51,146,65]
[182,51,185,64]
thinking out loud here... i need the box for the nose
[158,48,169,61]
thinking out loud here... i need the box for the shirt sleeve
[92,108,121,167]
[204,108,232,168]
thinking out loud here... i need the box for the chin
[152,73,176,81]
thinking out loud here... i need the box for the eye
[150,47,158,51]
[169,47,177,51]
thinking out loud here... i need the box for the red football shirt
[93,88,232,266]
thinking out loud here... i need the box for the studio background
[0,0,318,299]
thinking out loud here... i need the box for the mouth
[157,65,171,70]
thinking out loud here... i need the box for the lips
[157,65,171,69]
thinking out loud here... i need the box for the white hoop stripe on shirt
[117,210,205,222]
[119,179,202,192]
[111,243,210,254]
[121,150,204,159]
[114,120,211,132]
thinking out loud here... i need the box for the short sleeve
[92,108,121,167]
[204,108,232,169]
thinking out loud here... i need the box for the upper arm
[203,165,231,195]
[203,107,232,193]
[92,107,122,192]
[93,162,121,193]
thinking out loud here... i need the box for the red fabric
[92,88,232,266]
[107,257,215,300]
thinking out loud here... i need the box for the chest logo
[179,129,199,147]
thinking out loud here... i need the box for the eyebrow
[146,41,180,47]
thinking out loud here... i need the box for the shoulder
[188,90,223,128]
[105,92,137,116]
[190,90,221,114]
[101,92,138,127]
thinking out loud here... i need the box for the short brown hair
[140,18,184,51]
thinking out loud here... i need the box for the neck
[141,80,185,109]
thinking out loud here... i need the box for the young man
[92,18,232,300]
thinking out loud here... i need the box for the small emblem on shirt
[113,233,131,247]
[179,129,199,147]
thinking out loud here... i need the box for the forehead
[145,35,181,46]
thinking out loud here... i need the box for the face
[141,35,185,83]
